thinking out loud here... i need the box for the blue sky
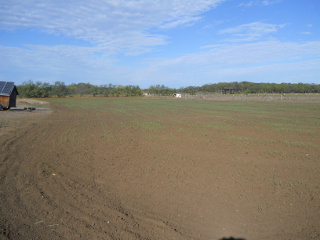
[0,0,319,88]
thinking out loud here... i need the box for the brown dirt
[0,98,319,240]
[0,98,51,138]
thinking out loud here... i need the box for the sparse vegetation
[1,96,320,240]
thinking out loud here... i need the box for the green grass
[45,96,320,115]
[44,97,320,146]
[0,121,6,128]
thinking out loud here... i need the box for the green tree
[148,85,172,95]
[52,81,68,97]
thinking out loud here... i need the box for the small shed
[0,81,19,110]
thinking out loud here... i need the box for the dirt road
[1,98,319,240]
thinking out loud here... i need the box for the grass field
[1,97,320,240]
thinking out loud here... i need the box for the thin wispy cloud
[159,16,202,29]
[262,0,282,6]
[219,22,286,42]
[239,1,256,7]
[239,0,282,7]
[136,40,320,86]
[165,41,320,69]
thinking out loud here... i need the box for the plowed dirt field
[1,97,320,240]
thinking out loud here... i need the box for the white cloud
[134,40,320,86]
[159,16,202,29]
[219,22,286,42]
[159,41,320,69]
[0,44,117,83]
[239,1,256,7]
[239,0,282,7]
[0,0,225,54]
[262,0,282,6]
[1,40,319,87]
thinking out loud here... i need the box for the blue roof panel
[0,81,15,95]
[0,82,5,92]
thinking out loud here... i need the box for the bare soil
[0,99,51,137]
[0,98,319,240]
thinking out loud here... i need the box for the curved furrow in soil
[0,103,190,240]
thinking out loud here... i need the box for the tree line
[146,82,320,95]
[18,81,143,98]
[17,80,320,98]
[179,82,320,95]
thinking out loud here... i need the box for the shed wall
[0,96,10,108]
[9,91,17,107]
